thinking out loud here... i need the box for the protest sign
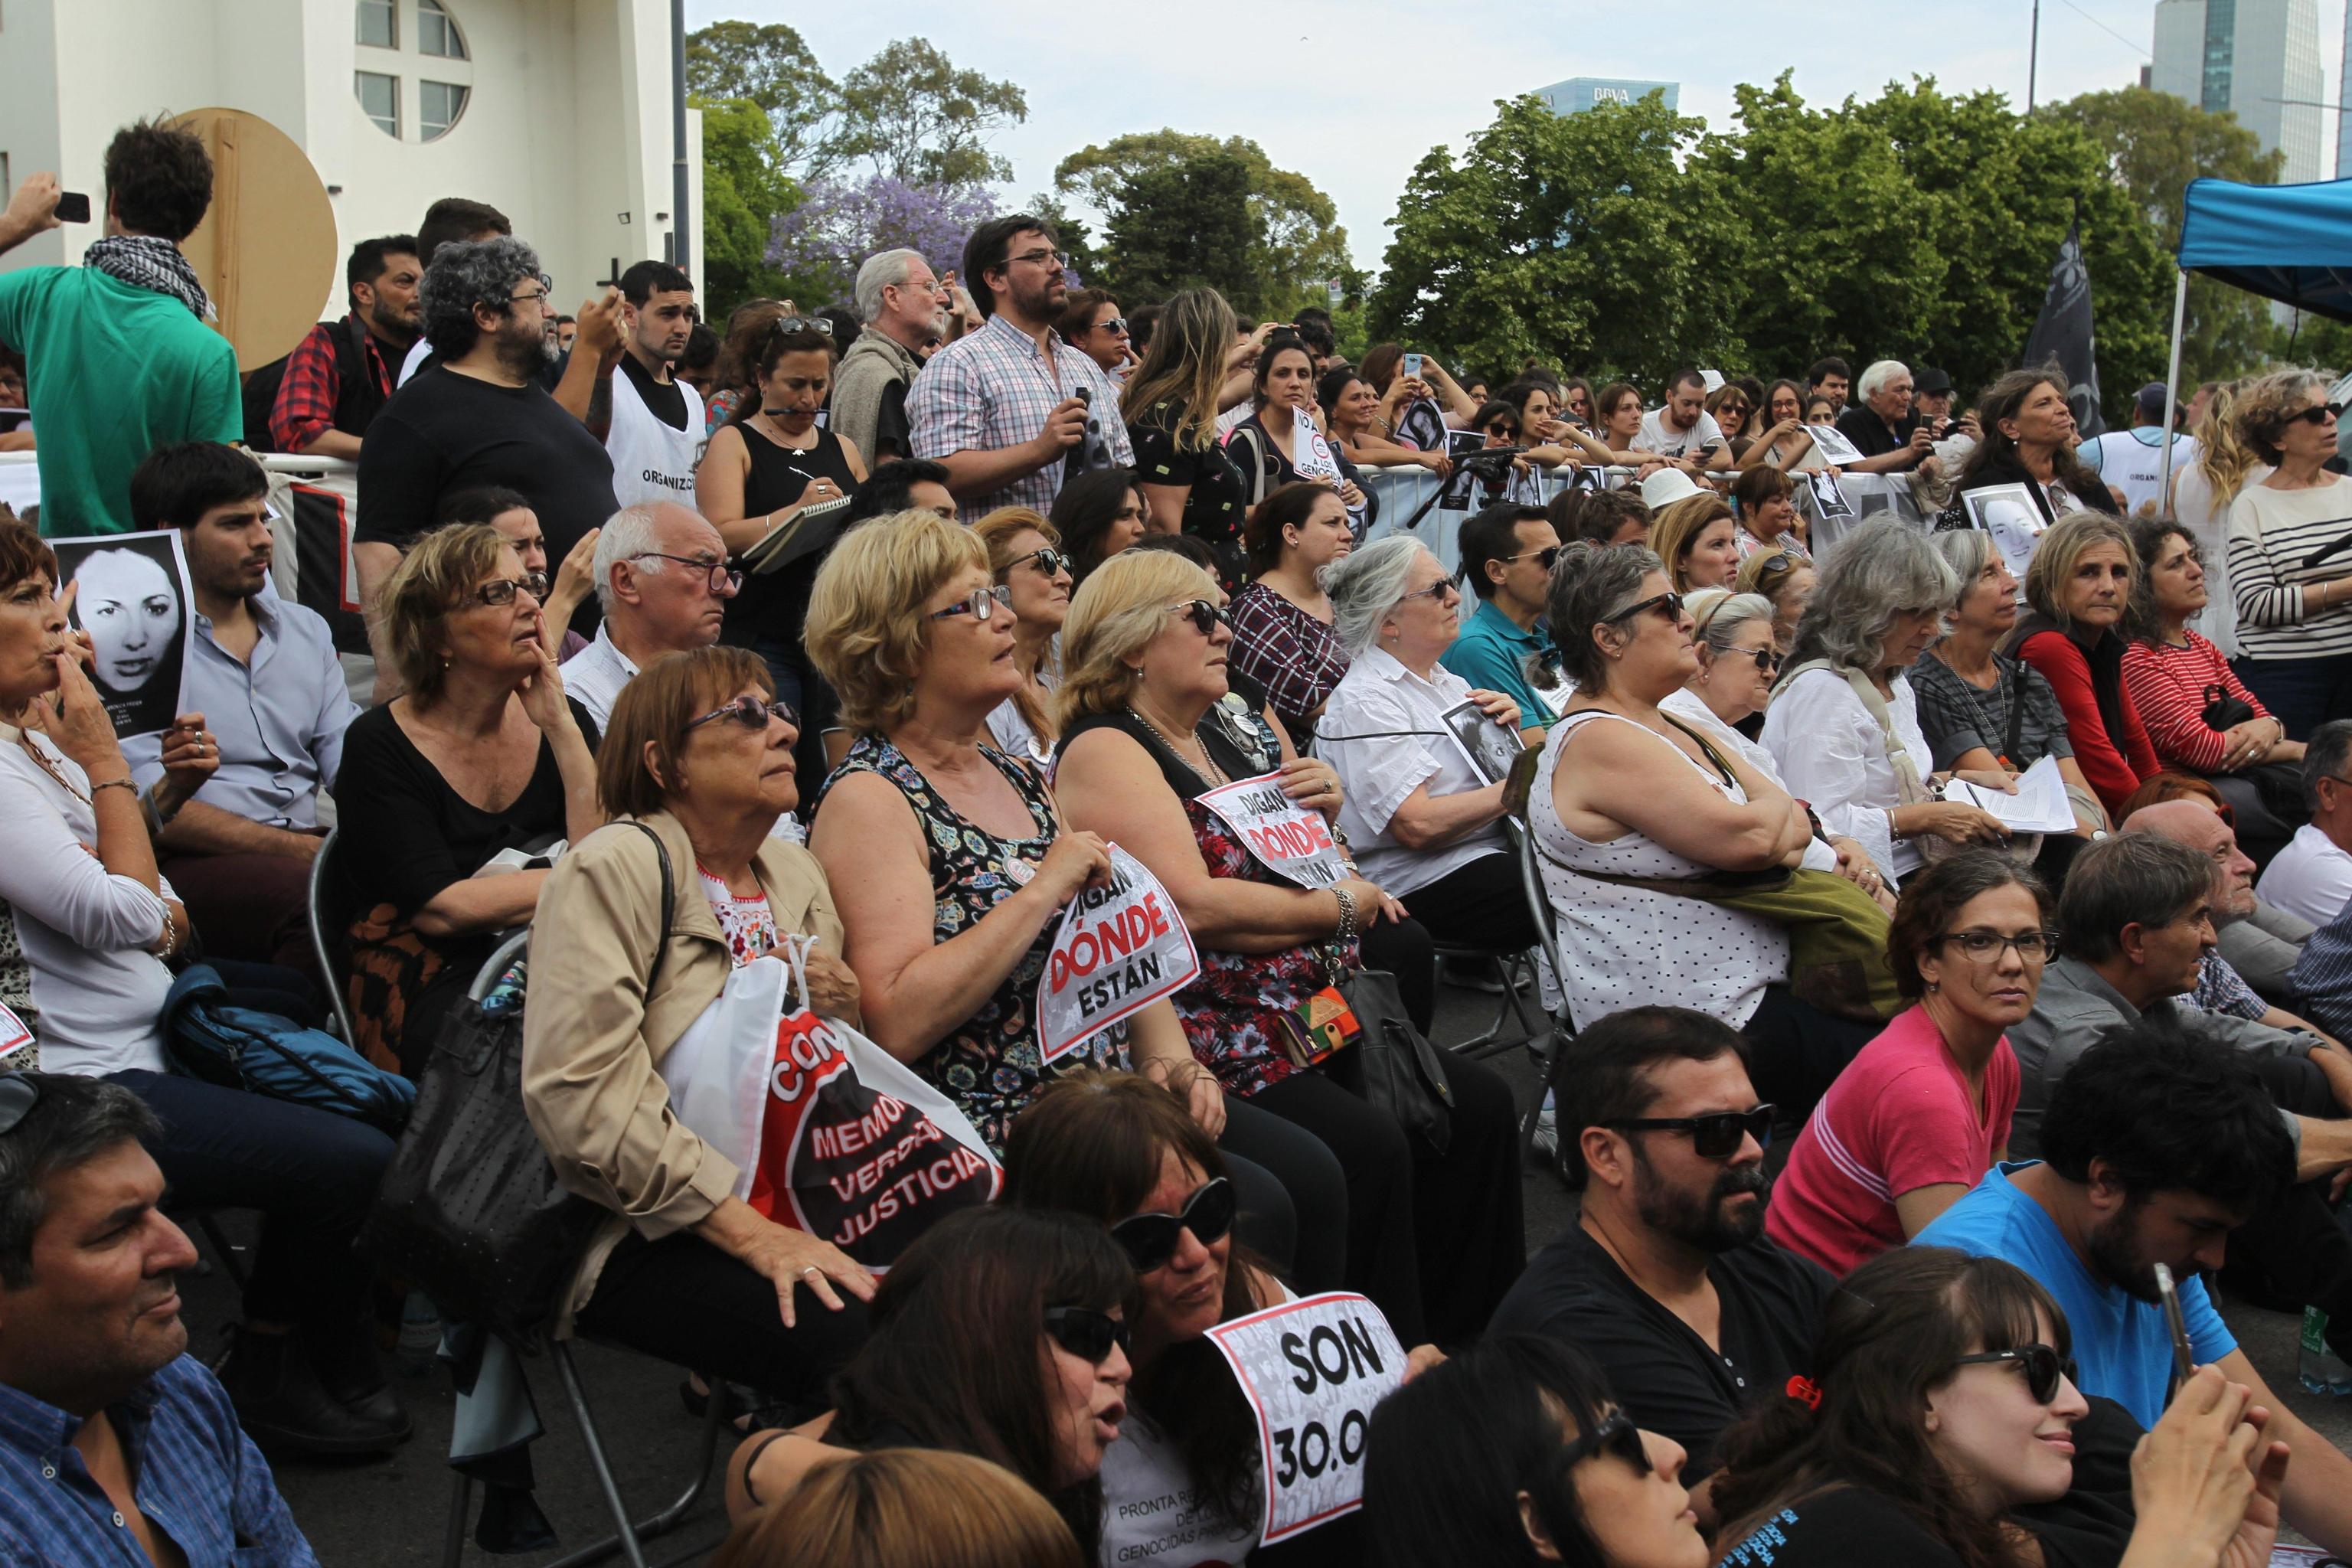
[1441,698,1525,785]
[1206,1291,1408,1544]
[1198,772,1350,889]
[1037,844,1200,1065]
[51,530,194,740]
[0,1002,29,1065]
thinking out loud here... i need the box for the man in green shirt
[0,119,241,535]
[1441,501,1563,746]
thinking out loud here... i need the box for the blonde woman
[1121,287,1250,586]
[2171,377,2262,658]
[1648,492,1741,593]
[971,508,1072,767]
[2004,511,2157,816]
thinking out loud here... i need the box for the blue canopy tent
[2161,176,2352,494]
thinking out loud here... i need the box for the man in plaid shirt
[907,215,1131,523]
[266,235,420,459]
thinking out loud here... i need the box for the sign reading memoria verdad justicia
[1197,772,1350,890]
[1037,844,1200,1064]
[1204,1291,1407,1544]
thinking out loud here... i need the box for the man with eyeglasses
[358,236,619,670]
[1834,360,1939,476]
[906,215,1133,522]
[558,502,738,731]
[1489,1006,1830,1528]
[1442,502,1565,743]
[834,248,952,466]
[596,260,704,510]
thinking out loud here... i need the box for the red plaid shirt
[268,317,393,452]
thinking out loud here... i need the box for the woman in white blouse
[973,507,1072,767]
[0,518,407,1455]
[1762,520,2010,885]
[1315,537,1535,953]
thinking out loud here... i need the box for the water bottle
[2300,1305,2352,1396]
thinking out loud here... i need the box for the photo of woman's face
[74,548,181,696]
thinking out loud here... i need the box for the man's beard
[494,315,550,376]
[1632,1144,1772,1253]
[2082,1204,2162,1304]
[367,299,420,347]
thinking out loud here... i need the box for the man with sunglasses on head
[1442,502,1566,743]
[833,249,951,466]
[906,216,1133,523]
[1489,1006,1827,1529]
[557,502,739,732]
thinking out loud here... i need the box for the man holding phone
[0,122,242,535]
[1637,368,1733,472]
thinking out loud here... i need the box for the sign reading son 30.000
[1037,844,1200,1065]
[1198,772,1349,889]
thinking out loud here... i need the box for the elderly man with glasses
[558,501,742,731]
[834,247,953,465]
[906,216,1134,522]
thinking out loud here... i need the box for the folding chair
[1436,820,1561,1060]
[437,930,727,1568]
[305,827,359,1047]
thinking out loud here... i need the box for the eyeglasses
[1043,1305,1132,1364]
[467,572,550,608]
[2289,401,2345,426]
[686,694,801,733]
[505,272,554,305]
[766,315,833,339]
[1008,547,1070,580]
[1557,1410,1648,1472]
[1717,402,1750,416]
[1603,590,1685,625]
[1502,546,1562,571]
[1169,599,1230,636]
[1006,248,1066,271]
[1936,929,2059,964]
[0,1072,38,1137]
[1953,1344,2075,1405]
[630,553,743,596]
[1400,579,1461,606]
[1605,1104,1775,1159]
[1723,645,1782,673]
[1109,1177,1238,1272]
[929,583,1016,622]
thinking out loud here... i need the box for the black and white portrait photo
[1962,482,2046,582]
[51,529,193,740]
[1442,697,1524,786]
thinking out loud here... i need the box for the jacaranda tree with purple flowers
[765,176,998,307]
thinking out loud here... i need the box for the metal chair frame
[1435,820,1563,1061]
[305,827,359,1047]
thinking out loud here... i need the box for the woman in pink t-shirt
[1765,852,2053,1276]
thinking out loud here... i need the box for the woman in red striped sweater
[2120,517,2306,861]
[2002,512,2158,818]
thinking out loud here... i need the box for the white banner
[1036,844,1200,1065]
[1197,772,1350,889]
[1204,1291,1408,1544]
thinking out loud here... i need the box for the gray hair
[2236,368,2331,464]
[2058,834,2214,964]
[0,1076,159,1288]
[2307,719,2352,812]
[1925,528,1996,613]
[1857,359,1909,401]
[854,248,925,325]
[1784,519,1955,678]
[1547,542,1664,694]
[1688,589,1776,656]
[1324,535,1434,658]
[592,503,669,612]
[419,235,542,359]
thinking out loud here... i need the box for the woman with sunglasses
[1766,852,2049,1275]
[1226,482,1355,746]
[1466,399,1547,507]
[1055,547,1524,1347]
[338,524,603,1074]
[972,508,1076,768]
[725,1207,1135,1556]
[1729,467,1808,561]
[524,646,879,1403]
[1713,1246,2282,1568]
[2224,370,2352,737]
[1707,384,1754,460]
[1363,1336,1707,1568]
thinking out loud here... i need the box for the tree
[1098,150,1262,314]
[767,178,999,308]
[699,97,799,312]
[685,20,838,178]
[830,38,1027,188]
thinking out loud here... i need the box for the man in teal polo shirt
[0,119,241,535]
[1441,501,1562,744]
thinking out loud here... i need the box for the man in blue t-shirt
[1440,501,1563,745]
[1917,1021,2352,1556]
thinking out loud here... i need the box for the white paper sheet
[1943,754,2076,833]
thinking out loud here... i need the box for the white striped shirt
[2225,475,2352,662]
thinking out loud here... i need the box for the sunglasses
[1484,423,1521,439]
[1169,599,1230,636]
[1954,1344,2075,1405]
[1044,1305,1132,1364]
[929,583,1017,622]
[1754,551,1799,577]
[1400,579,1461,606]
[0,1072,38,1137]
[686,694,801,733]
[1109,1176,1238,1272]
[1503,546,1562,571]
[2290,401,2344,426]
[766,315,834,341]
[1558,1409,1647,1472]
[1606,1104,1775,1158]
[1604,590,1685,625]
[1096,316,1129,335]
[1008,546,1070,580]
[1724,645,1781,674]
[469,571,551,608]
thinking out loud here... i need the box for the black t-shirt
[1126,399,1249,590]
[1486,1223,1832,1475]
[1718,1485,1966,1568]
[1835,404,1926,466]
[354,366,619,635]
[619,350,690,431]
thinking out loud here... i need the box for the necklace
[1126,704,1228,786]
[12,729,89,804]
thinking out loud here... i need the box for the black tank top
[720,420,859,666]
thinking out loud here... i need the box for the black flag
[2023,209,2105,437]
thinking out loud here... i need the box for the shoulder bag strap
[616,821,676,994]
[2004,659,2028,767]
[1834,667,1934,807]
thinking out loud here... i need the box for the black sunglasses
[687,694,800,733]
[1109,1177,1238,1272]
[766,315,833,339]
[1484,422,1521,439]
[1044,1305,1132,1364]
[1726,645,1782,673]
[1558,1409,1647,1472]
[1606,1104,1775,1159]
[2290,401,2344,426]
[1954,1344,2075,1405]
[1754,551,1800,577]
[1008,546,1070,580]
[1604,590,1685,626]
[0,1072,38,1137]
[1169,599,1230,636]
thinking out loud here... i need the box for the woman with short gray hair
[1315,538,1537,952]
[1762,520,2008,885]
[2226,368,2352,737]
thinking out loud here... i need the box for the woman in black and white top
[2225,370,2352,737]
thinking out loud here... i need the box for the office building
[2151,0,2325,183]
[1534,78,1681,116]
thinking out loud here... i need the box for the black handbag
[2201,682,2260,731]
[358,823,674,1351]
[1321,969,1457,1155]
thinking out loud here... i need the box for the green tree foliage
[831,39,1027,188]
[1099,150,1263,314]
[698,97,800,312]
[684,20,838,178]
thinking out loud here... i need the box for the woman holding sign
[1054,548,1524,1348]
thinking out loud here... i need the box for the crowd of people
[0,117,2349,1568]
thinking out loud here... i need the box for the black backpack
[240,316,382,453]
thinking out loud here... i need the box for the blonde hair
[710,1449,1082,1568]
[1648,492,1736,593]
[1119,286,1238,452]
[802,510,990,735]
[1057,549,1220,728]
[2021,511,2135,632]
[973,507,1064,746]
[2192,377,2264,506]
[378,523,512,704]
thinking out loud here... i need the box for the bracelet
[1331,886,1359,945]
[90,776,136,798]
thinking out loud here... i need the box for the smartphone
[1402,352,1423,379]
[2153,1263,2196,1397]
[54,192,90,224]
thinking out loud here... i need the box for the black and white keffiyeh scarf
[82,235,214,320]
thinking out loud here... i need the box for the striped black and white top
[2225,475,2352,662]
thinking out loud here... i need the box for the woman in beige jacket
[524,645,874,1400]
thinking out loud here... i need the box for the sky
[686,0,2351,275]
